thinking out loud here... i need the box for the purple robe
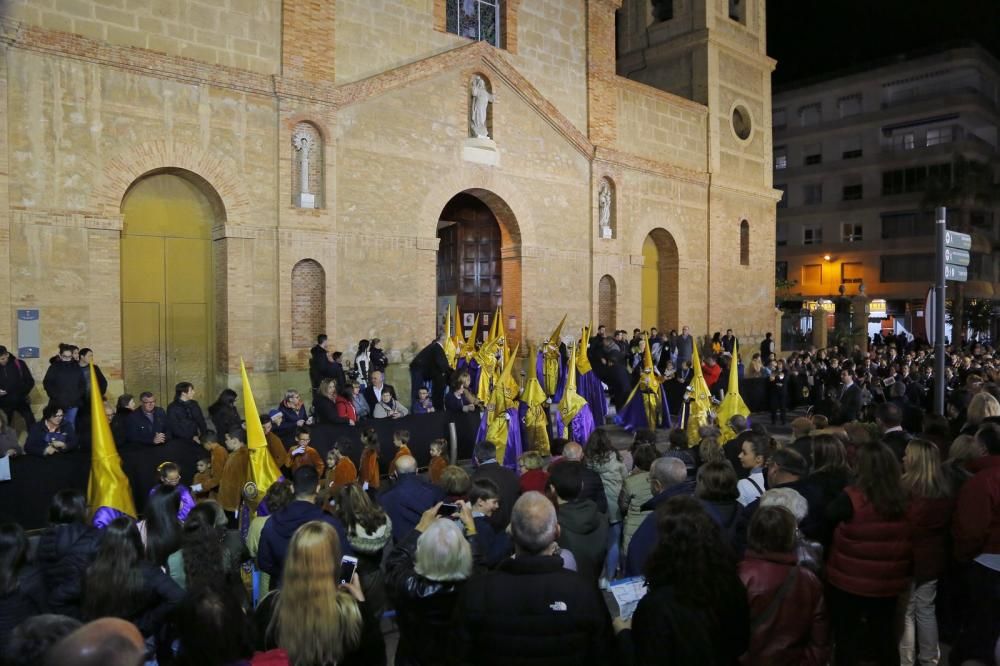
[475,406,524,470]
[576,370,607,426]
[148,483,196,521]
[555,404,596,445]
[464,358,483,397]
[92,506,127,529]
[614,384,672,432]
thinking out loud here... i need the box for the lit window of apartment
[803,183,823,205]
[776,184,788,208]
[803,226,823,245]
[776,222,788,247]
[841,135,863,159]
[801,264,823,284]
[774,146,788,170]
[799,103,821,127]
[841,262,864,284]
[803,143,822,165]
[842,184,863,201]
[773,108,787,129]
[925,127,953,146]
[838,94,862,118]
[842,223,863,242]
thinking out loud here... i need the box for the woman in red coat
[899,439,954,666]
[825,441,912,666]
[738,505,831,666]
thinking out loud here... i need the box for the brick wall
[291,259,326,349]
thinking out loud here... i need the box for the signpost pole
[934,207,947,416]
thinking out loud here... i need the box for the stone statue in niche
[598,179,612,236]
[470,75,496,140]
[293,131,312,195]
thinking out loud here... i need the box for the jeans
[63,406,79,428]
[605,521,623,580]
[899,579,939,666]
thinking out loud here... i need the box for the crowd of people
[0,327,999,665]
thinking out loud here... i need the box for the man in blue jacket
[379,455,445,541]
[125,392,169,446]
[257,465,353,588]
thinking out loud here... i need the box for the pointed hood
[643,333,654,371]
[520,343,548,407]
[685,341,714,442]
[87,365,136,520]
[546,314,567,349]
[443,304,457,368]
[576,325,593,375]
[558,343,589,422]
[490,343,520,412]
[716,341,750,443]
[242,359,282,498]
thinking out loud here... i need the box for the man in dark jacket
[471,440,520,531]
[43,344,86,427]
[876,401,912,461]
[409,334,451,410]
[35,489,101,619]
[125,392,169,446]
[548,462,607,582]
[379,455,445,541]
[624,457,694,577]
[835,368,862,424]
[362,370,396,414]
[257,465,353,588]
[308,334,333,399]
[166,382,208,444]
[0,345,36,429]
[553,442,608,514]
[454,491,611,665]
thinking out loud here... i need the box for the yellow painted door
[641,236,659,330]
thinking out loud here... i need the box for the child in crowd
[201,431,228,493]
[359,427,381,491]
[391,430,412,474]
[289,427,325,476]
[326,440,358,494]
[218,428,249,523]
[428,438,448,484]
[191,457,216,501]
[260,412,288,469]
[412,387,435,414]
[151,461,196,521]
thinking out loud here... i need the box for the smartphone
[339,555,358,585]
[437,503,460,517]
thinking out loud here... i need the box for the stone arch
[641,228,679,332]
[291,259,326,349]
[598,275,617,330]
[740,219,750,266]
[291,121,325,209]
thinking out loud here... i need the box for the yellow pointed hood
[558,343,589,422]
[443,304,457,368]
[685,341,714,442]
[87,365,136,518]
[546,314,567,349]
[576,326,593,375]
[716,341,750,443]
[521,343,548,407]
[242,359,282,498]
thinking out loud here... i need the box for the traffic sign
[944,230,972,250]
[944,264,968,282]
[944,247,970,266]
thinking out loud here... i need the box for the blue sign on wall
[16,309,40,358]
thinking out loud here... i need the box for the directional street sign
[944,230,972,251]
[944,264,968,282]
[944,247,970,267]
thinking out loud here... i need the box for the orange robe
[428,455,447,484]
[192,470,217,501]
[218,446,249,512]
[265,431,288,469]
[327,457,358,494]
[391,445,412,472]
[359,449,380,489]
[290,445,325,476]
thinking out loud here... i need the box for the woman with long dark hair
[35,488,101,618]
[0,523,46,645]
[82,516,183,638]
[614,495,749,665]
[167,502,244,604]
[825,442,912,666]
[140,484,182,569]
[335,483,392,615]
[208,388,241,436]
[354,340,371,387]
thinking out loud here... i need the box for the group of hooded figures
[438,306,751,468]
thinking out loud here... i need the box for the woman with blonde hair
[253,521,385,665]
[899,439,954,666]
[943,434,985,492]
[962,392,1000,434]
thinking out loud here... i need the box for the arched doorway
[436,191,520,345]
[641,229,679,331]
[120,170,222,399]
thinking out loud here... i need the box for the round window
[732,106,752,141]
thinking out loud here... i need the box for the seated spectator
[438,464,471,501]
[621,443,657,553]
[335,385,358,425]
[613,496,749,666]
[624,456,693,577]
[253,521,385,665]
[207,388,241,436]
[275,389,310,446]
[444,373,480,414]
[247,479,294,598]
[471,440,521,530]
[379,455,445,542]
[373,389,408,419]
[24,404,78,456]
[174,587,254,666]
[165,381,208,444]
[412,386,435,414]
[289,427,325,476]
[4,614,82,666]
[736,432,770,506]
[150,461,195,521]
[42,617,146,666]
[335,483,393,616]
[314,378,348,426]
[0,523,46,646]
[386,503,480,666]
[427,438,449,484]
[258,466,353,589]
[738,506,831,666]
[125,392,169,447]
[81,516,184,638]
[35,489,101,619]
[548,462,607,582]
[454,492,610,665]
[0,411,20,457]
[517,450,549,495]
[468,478,512,567]
[390,430,412,474]
[326,440,358,494]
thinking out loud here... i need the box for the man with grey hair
[380,454,445,541]
[454,492,610,664]
[623,456,695,576]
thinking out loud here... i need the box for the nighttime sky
[767,0,1000,86]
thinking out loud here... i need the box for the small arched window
[740,220,750,266]
[291,259,326,348]
[599,275,617,330]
